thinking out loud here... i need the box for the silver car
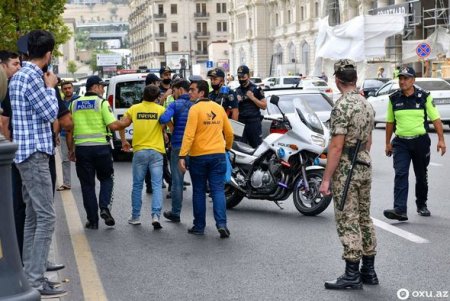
[368,78,450,128]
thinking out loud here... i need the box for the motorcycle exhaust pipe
[230,177,246,193]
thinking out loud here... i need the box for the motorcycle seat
[233,141,256,155]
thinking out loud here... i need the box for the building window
[301,6,305,21]
[159,23,164,33]
[171,23,178,33]
[276,13,279,26]
[315,2,319,18]
[197,22,207,33]
[217,21,227,32]
[171,4,177,14]
[159,42,165,55]
[288,10,291,23]
[217,2,226,13]
[197,40,207,52]
[196,3,206,13]
[158,4,164,15]
[172,41,179,52]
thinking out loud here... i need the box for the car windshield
[283,78,300,85]
[305,80,328,87]
[414,80,450,91]
[114,81,146,108]
[363,79,388,89]
[251,78,262,83]
[268,94,333,114]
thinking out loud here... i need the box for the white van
[106,73,148,156]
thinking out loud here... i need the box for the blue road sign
[206,61,213,68]
[416,43,431,59]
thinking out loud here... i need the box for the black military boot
[360,255,379,285]
[324,260,363,290]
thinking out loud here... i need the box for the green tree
[67,60,77,76]
[0,0,71,52]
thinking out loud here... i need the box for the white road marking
[372,217,430,244]
[429,162,443,167]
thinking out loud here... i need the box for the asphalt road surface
[51,126,450,301]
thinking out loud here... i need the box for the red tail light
[108,95,114,107]
[270,120,288,134]
[270,128,288,134]
[325,88,333,93]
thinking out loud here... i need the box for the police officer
[67,76,123,229]
[235,65,266,148]
[319,59,378,290]
[384,67,446,221]
[208,68,238,120]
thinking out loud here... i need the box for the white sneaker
[128,216,141,225]
[152,215,162,230]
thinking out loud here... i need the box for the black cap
[86,75,107,90]
[209,68,225,78]
[145,73,160,85]
[17,34,29,55]
[398,66,416,78]
[159,66,172,75]
[237,65,250,76]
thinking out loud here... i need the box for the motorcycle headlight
[311,135,325,147]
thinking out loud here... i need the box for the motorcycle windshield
[294,99,324,135]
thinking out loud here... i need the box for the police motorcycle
[226,95,332,216]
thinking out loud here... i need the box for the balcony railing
[194,31,210,38]
[195,50,208,55]
[153,13,167,19]
[194,12,210,18]
[154,32,167,39]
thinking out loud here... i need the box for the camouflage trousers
[332,160,377,261]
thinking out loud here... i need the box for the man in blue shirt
[10,30,67,298]
[159,79,194,222]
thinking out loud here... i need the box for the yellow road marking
[55,153,108,301]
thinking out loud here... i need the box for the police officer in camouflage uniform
[319,59,378,290]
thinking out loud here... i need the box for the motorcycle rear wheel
[293,169,331,216]
[225,184,245,209]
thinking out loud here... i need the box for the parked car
[297,78,334,99]
[359,78,391,98]
[262,76,301,89]
[261,88,334,137]
[106,73,148,159]
[368,78,450,128]
[250,77,264,88]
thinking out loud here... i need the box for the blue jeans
[189,154,227,231]
[392,135,431,214]
[132,149,163,218]
[169,148,185,217]
[75,145,114,223]
[16,152,55,289]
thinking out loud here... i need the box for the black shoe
[324,260,363,290]
[183,181,191,186]
[360,255,379,285]
[146,187,153,194]
[44,278,62,288]
[166,192,172,199]
[85,221,98,229]
[152,216,163,230]
[217,227,230,239]
[163,211,180,223]
[383,209,408,221]
[46,261,65,272]
[100,208,115,226]
[38,281,68,298]
[417,207,431,216]
[187,226,204,235]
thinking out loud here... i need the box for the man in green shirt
[384,67,446,221]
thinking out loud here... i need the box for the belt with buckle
[396,134,425,140]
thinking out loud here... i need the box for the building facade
[229,0,449,78]
[129,0,231,71]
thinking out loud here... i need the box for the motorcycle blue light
[314,158,320,165]
[277,148,285,158]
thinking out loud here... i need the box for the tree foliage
[0,0,71,53]
[67,60,77,76]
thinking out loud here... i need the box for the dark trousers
[392,134,431,213]
[49,154,56,196]
[75,145,114,223]
[11,163,25,259]
[240,119,262,148]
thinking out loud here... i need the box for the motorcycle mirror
[270,95,279,105]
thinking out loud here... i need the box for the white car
[262,76,301,89]
[297,78,334,99]
[368,78,450,128]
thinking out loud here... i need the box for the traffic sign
[416,42,431,59]
[206,60,214,68]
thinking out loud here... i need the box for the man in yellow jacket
[179,80,234,238]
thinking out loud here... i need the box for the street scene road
[51,127,450,301]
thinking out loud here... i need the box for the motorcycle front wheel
[293,169,331,216]
[225,184,245,209]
